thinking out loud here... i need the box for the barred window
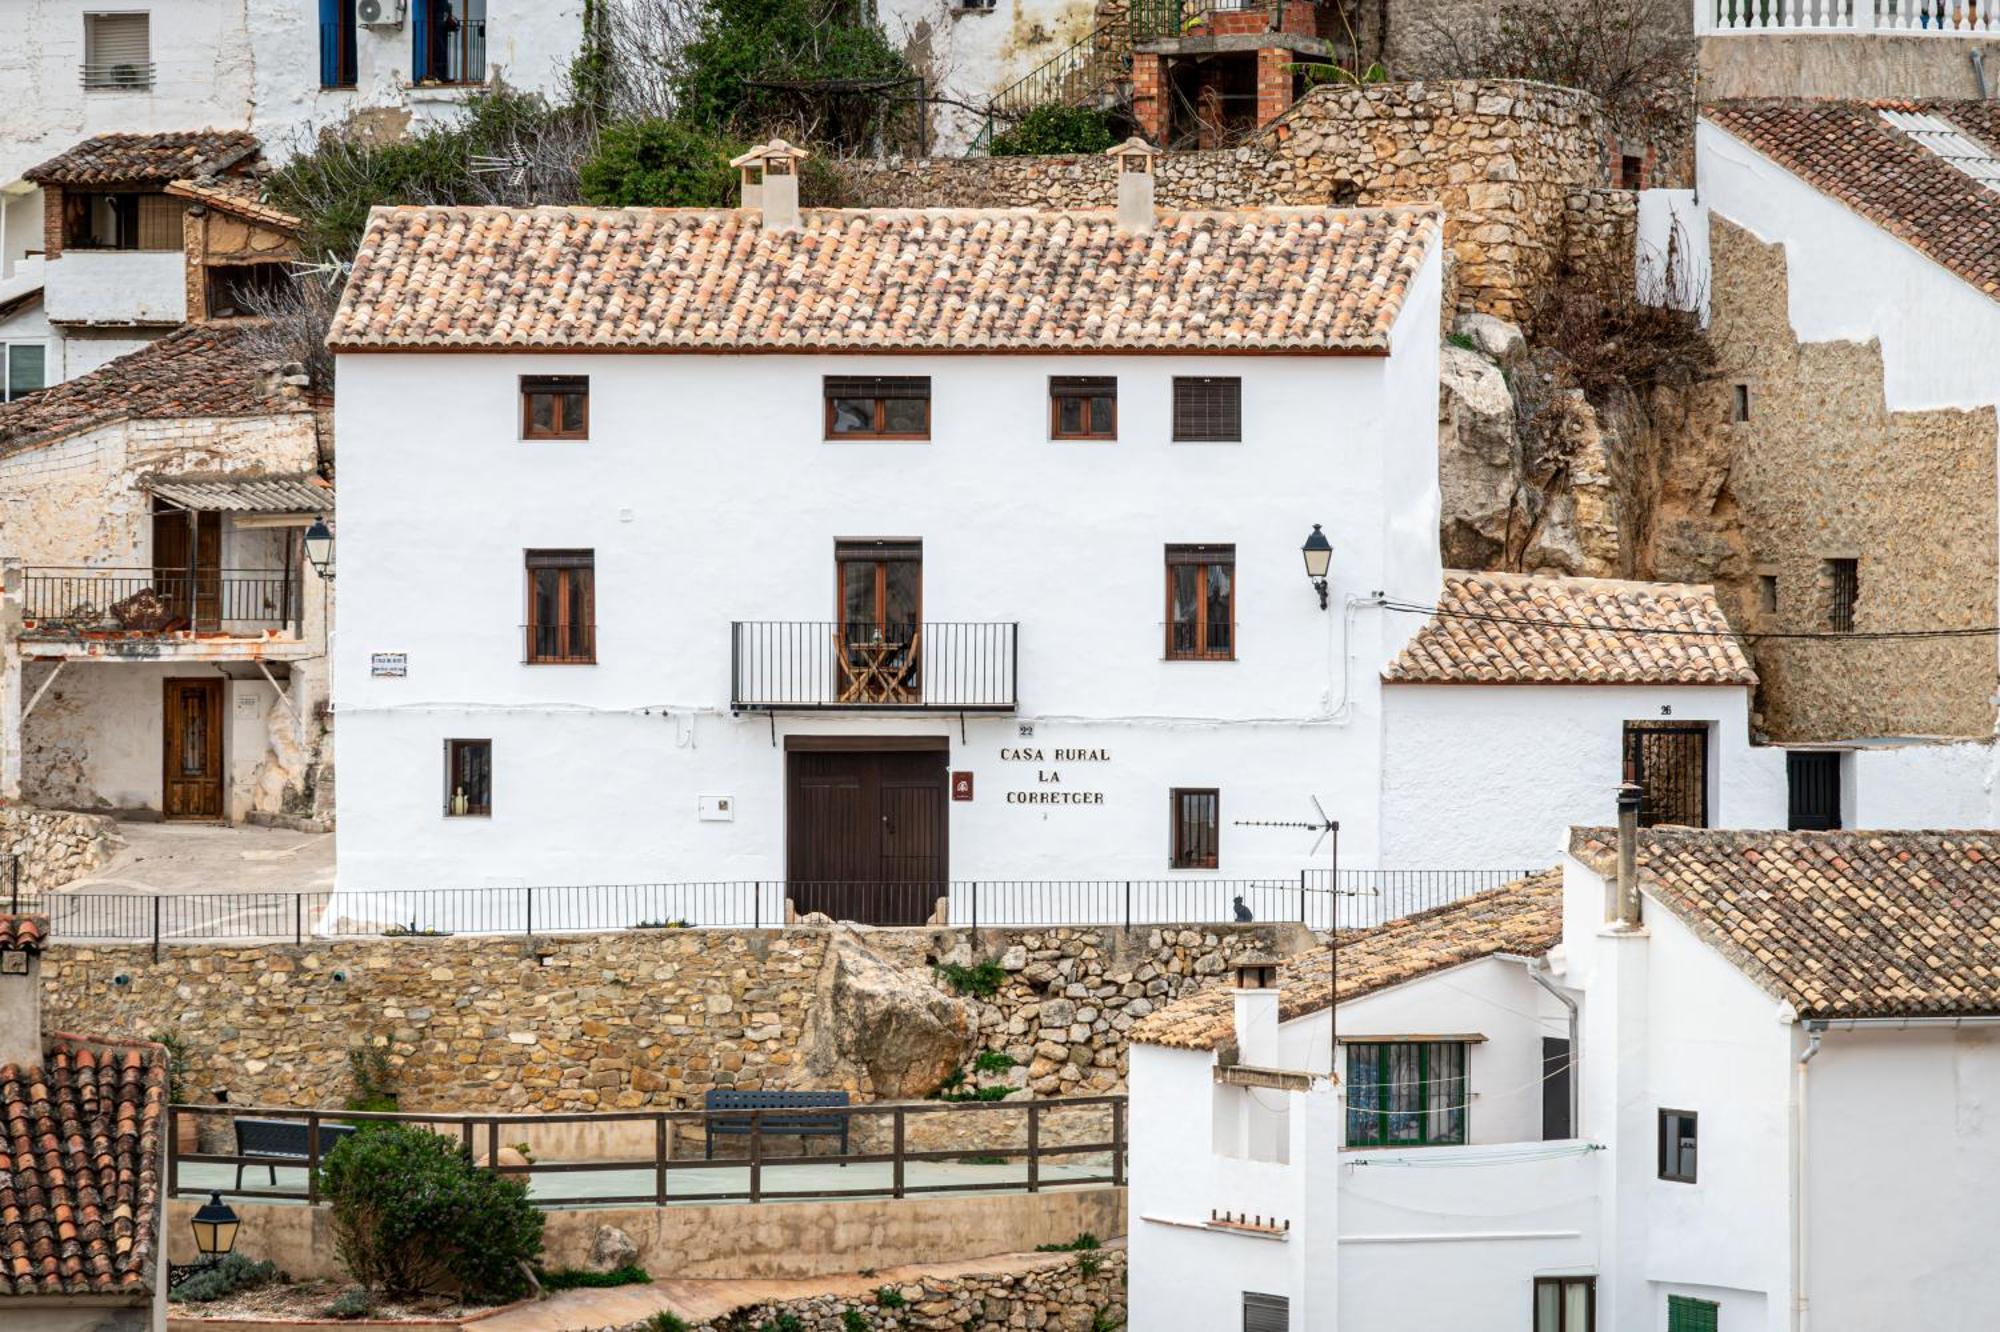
[1172,376,1241,442]
[1166,543,1235,660]
[825,376,931,440]
[1827,558,1858,633]
[525,549,595,664]
[1170,788,1219,869]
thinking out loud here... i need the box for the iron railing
[1704,0,1995,30]
[80,61,155,90]
[10,869,1531,949]
[986,19,1128,127]
[1129,0,1269,40]
[168,1096,1126,1208]
[422,17,488,84]
[522,622,597,664]
[20,566,302,636]
[731,621,1018,711]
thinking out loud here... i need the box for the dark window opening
[1731,383,1750,422]
[4,343,47,402]
[1757,574,1777,617]
[1667,1295,1719,1332]
[835,540,923,703]
[1619,153,1646,189]
[1346,1041,1467,1146]
[205,263,290,319]
[319,0,358,86]
[1623,722,1709,828]
[1170,787,1219,869]
[1242,1291,1289,1332]
[525,549,595,664]
[415,0,488,84]
[1827,558,1858,633]
[445,739,491,816]
[825,375,931,440]
[1542,1036,1573,1140]
[1050,376,1116,440]
[522,375,590,440]
[1658,1108,1697,1183]
[1166,543,1235,660]
[1535,1277,1595,1332]
[1787,750,1842,831]
[1329,178,1361,206]
[62,190,183,251]
[1172,376,1242,442]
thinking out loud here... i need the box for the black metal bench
[703,1090,850,1160]
[233,1117,360,1187]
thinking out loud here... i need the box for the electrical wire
[1345,1141,1603,1168]
[1381,597,2000,644]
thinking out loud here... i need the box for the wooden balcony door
[153,506,221,631]
[836,541,922,704]
[786,744,947,925]
[163,678,225,820]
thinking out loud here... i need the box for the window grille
[1623,722,1709,828]
[525,549,595,664]
[1827,558,1858,633]
[83,12,152,89]
[1172,377,1242,442]
[1165,544,1235,660]
[1170,788,1219,868]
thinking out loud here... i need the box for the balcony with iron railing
[1701,0,1996,32]
[731,621,1018,712]
[19,567,305,646]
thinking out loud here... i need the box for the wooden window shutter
[1173,377,1242,442]
[135,195,184,250]
[1666,1296,1718,1332]
[1242,1292,1289,1332]
[823,375,929,400]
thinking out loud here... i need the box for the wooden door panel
[162,679,224,820]
[786,749,946,925]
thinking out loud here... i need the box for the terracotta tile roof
[0,322,312,457]
[0,917,47,952]
[1132,870,1564,1050]
[165,174,301,232]
[24,131,261,187]
[327,203,1443,353]
[1382,570,1757,686]
[1704,99,2000,300]
[0,1035,167,1299]
[1571,827,2000,1020]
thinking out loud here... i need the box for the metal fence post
[749,1110,764,1204]
[753,880,761,930]
[152,896,162,963]
[1123,881,1132,931]
[892,1106,906,1199]
[970,881,978,932]
[1026,1101,1041,1193]
[525,885,534,939]
[1300,869,1308,925]
[295,893,304,946]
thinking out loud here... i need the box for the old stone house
[0,321,334,826]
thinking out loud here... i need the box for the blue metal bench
[703,1089,850,1160]
[233,1117,360,1187]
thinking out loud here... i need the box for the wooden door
[786,748,946,924]
[163,678,225,820]
[153,508,221,630]
[835,542,922,702]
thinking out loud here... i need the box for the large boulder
[1438,342,1522,571]
[587,1225,640,1274]
[798,926,974,1098]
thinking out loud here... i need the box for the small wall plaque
[698,795,735,822]
[951,771,974,801]
[0,951,28,975]
[371,652,408,678]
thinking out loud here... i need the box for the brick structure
[1130,0,1343,146]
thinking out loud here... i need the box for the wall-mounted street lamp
[189,1192,240,1264]
[303,517,335,582]
[1301,524,1332,610]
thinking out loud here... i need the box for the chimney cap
[1232,955,1282,989]
[729,138,812,170]
[1107,136,1162,170]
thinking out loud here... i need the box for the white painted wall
[43,251,185,326]
[875,0,1106,153]
[332,244,1449,895]
[1847,738,1999,827]
[1380,683,1786,870]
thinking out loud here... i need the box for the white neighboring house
[1127,814,2000,1331]
[0,0,590,283]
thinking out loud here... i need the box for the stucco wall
[1697,32,2000,102]
[838,79,1612,326]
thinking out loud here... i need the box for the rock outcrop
[797,926,975,1099]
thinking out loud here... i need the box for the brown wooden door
[163,678,225,820]
[786,748,947,924]
[153,508,221,630]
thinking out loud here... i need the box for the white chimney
[0,916,46,1073]
[730,139,810,233]
[1613,783,1643,928]
[1230,956,1282,1069]
[1107,136,1161,235]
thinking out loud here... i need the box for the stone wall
[837,79,1615,328]
[611,1248,1128,1332]
[0,805,119,894]
[43,921,1311,1117]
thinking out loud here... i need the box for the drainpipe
[1792,1022,1825,1332]
[1972,48,1989,100]
[1518,954,1581,1138]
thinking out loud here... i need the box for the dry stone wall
[838,79,1615,327]
[42,922,1310,1116]
[0,806,119,893]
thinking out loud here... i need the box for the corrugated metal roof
[147,475,332,512]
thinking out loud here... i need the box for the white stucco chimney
[1231,956,1282,1068]
[1613,783,1643,928]
[1107,136,1162,235]
[730,139,810,233]
[0,916,47,1072]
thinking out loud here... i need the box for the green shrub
[759,1316,804,1332]
[646,1313,689,1332]
[935,960,1006,999]
[346,1046,398,1112]
[149,1029,193,1103]
[875,1285,907,1308]
[1035,1232,1102,1253]
[539,1264,651,1291]
[319,1124,544,1301]
[168,1254,281,1303]
[842,1310,870,1331]
[989,105,1118,157]
[937,1084,1011,1103]
[973,1051,1017,1074]
[581,119,740,208]
[323,1289,379,1320]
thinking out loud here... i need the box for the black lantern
[303,517,335,581]
[189,1192,240,1263]
[1301,524,1332,610]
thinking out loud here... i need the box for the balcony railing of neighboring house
[978,19,1130,150]
[421,18,488,85]
[1129,0,1272,41]
[731,621,1019,712]
[20,567,303,638]
[80,61,156,91]
[1702,0,1997,32]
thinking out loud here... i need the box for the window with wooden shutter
[83,12,152,89]
[1170,788,1219,869]
[525,549,596,663]
[521,376,590,439]
[825,376,931,440]
[1242,1292,1288,1332]
[1172,376,1241,442]
[135,194,184,250]
[1050,376,1116,440]
[1666,1295,1719,1332]
[1165,543,1234,660]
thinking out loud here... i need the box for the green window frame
[1667,1295,1719,1332]
[1344,1040,1467,1146]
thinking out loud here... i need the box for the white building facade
[1127,820,2000,1331]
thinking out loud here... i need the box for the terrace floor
[57,818,334,896]
[176,1154,1113,1209]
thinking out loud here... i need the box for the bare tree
[236,272,342,392]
